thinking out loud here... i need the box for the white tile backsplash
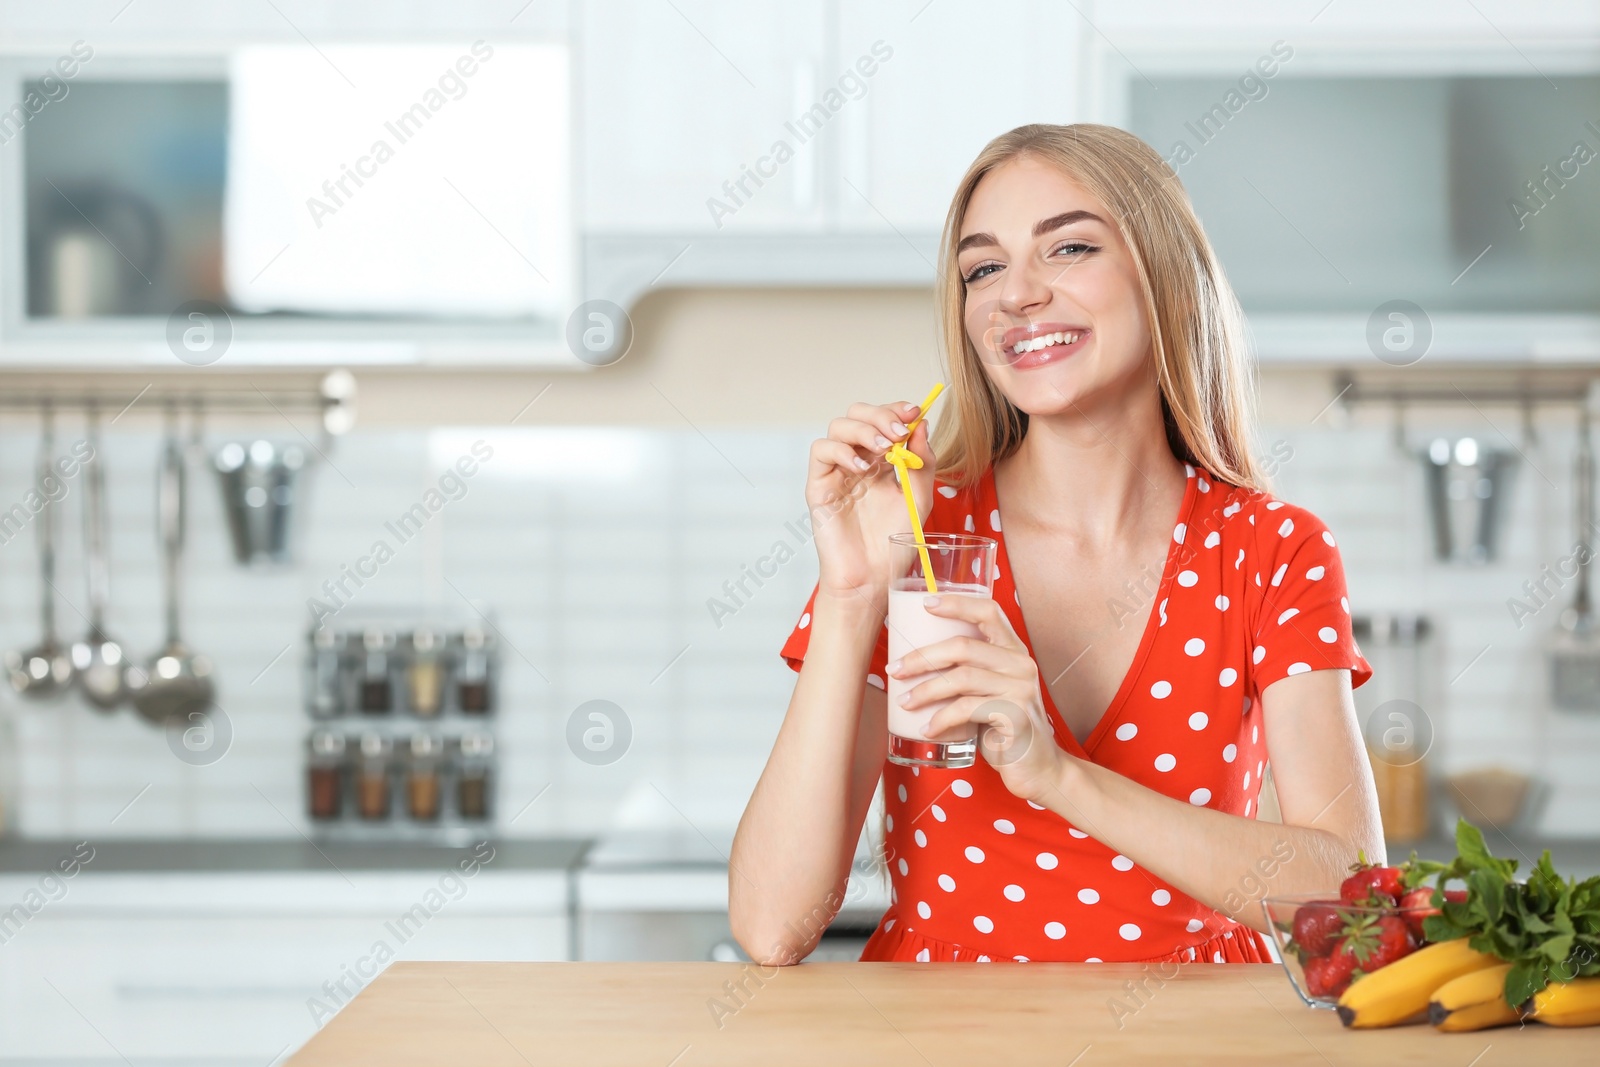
[1,415,1597,841]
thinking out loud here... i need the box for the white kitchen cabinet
[834,0,1082,234]
[579,0,830,233]
[0,871,568,1063]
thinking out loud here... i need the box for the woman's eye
[1052,241,1099,257]
[962,262,1000,284]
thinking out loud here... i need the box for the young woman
[729,124,1382,967]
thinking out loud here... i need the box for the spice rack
[301,608,501,842]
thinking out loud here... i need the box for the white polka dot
[1204,531,1221,548]
[1036,852,1059,870]
[897,784,908,803]
[1044,922,1067,940]
[798,612,811,629]
[1068,828,1089,839]
[990,509,1002,532]
[1214,594,1229,610]
[1219,667,1237,687]
[965,846,985,863]
[973,915,994,934]
[976,955,991,962]
[1086,956,1104,963]
[1270,563,1288,587]
[1158,598,1168,626]
[884,918,895,931]
[1245,799,1253,816]
[1013,955,1030,962]
[1249,514,1255,525]
[938,873,955,892]
[1190,788,1212,806]
[1027,800,1045,810]
[1152,889,1172,906]
[898,858,909,876]
[1223,743,1237,762]
[1213,952,1225,963]
[993,819,1015,834]
[1252,724,1259,742]
[1078,887,1100,904]
[1184,637,1205,656]
[1154,753,1177,772]
[1119,924,1142,941]
[916,948,930,961]
[1252,645,1266,664]
[1235,548,1245,568]
[1258,760,1264,776]
[1112,855,1134,871]
[1306,565,1326,580]
[1116,722,1138,741]
[1322,530,1336,546]
[914,829,928,847]
[1277,608,1299,625]
[868,673,886,690]
[965,514,975,532]
[1186,464,1195,476]
[1287,662,1311,676]
[1224,502,1241,518]
[1150,680,1172,699]
[886,814,894,831]
[1277,518,1294,537]
[1188,711,1208,730]
[950,779,973,798]
[1173,523,1187,544]
[937,485,958,498]
[1187,919,1205,933]
[917,900,931,919]
[1318,627,1337,644]
[1177,570,1198,587]
[1004,884,1025,902]
[931,804,946,822]
[1199,477,1211,492]
[1341,596,1350,613]
[970,558,983,579]
[1243,771,1252,790]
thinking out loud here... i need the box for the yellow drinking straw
[883,383,946,594]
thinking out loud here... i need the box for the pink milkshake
[885,534,997,768]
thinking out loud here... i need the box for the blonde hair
[930,123,1265,493]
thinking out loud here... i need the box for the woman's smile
[1001,323,1092,370]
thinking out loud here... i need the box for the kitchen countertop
[0,837,591,874]
[285,960,1598,1066]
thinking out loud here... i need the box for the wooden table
[286,961,1597,1066]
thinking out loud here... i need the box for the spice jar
[307,731,346,820]
[407,629,444,717]
[457,732,493,820]
[455,626,494,714]
[359,628,395,714]
[308,629,346,718]
[355,733,392,820]
[407,733,442,821]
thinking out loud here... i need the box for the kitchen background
[4,0,1600,1063]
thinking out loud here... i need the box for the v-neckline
[986,463,1198,762]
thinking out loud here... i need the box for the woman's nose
[996,256,1052,316]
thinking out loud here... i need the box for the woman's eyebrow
[956,209,1107,254]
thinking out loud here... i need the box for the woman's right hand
[805,400,938,608]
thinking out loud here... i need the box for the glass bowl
[1261,893,1427,1009]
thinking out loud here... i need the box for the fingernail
[854,456,870,470]
[887,658,902,674]
[890,422,910,436]
[923,595,941,608]
[874,435,891,449]
[898,692,912,707]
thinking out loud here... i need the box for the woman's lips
[1000,325,1091,370]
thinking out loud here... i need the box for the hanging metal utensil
[129,406,215,724]
[1551,404,1600,711]
[5,406,75,700]
[1421,436,1517,564]
[70,406,128,711]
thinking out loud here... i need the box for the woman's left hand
[886,594,1068,805]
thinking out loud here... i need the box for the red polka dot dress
[780,463,1371,964]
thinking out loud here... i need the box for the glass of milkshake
[885,532,997,768]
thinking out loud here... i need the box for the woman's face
[957,155,1154,417]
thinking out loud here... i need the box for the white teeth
[1011,331,1080,355]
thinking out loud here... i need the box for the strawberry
[1339,854,1405,906]
[1398,886,1468,941]
[1303,950,1357,999]
[1338,912,1415,974]
[1291,900,1347,957]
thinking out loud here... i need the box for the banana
[1429,964,1524,1031]
[1532,976,1600,1027]
[1337,939,1502,1029]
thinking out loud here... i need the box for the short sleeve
[1246,502,1372,694]
[780,582,891,691]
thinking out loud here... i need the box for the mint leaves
[1416,819,1600,1006]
